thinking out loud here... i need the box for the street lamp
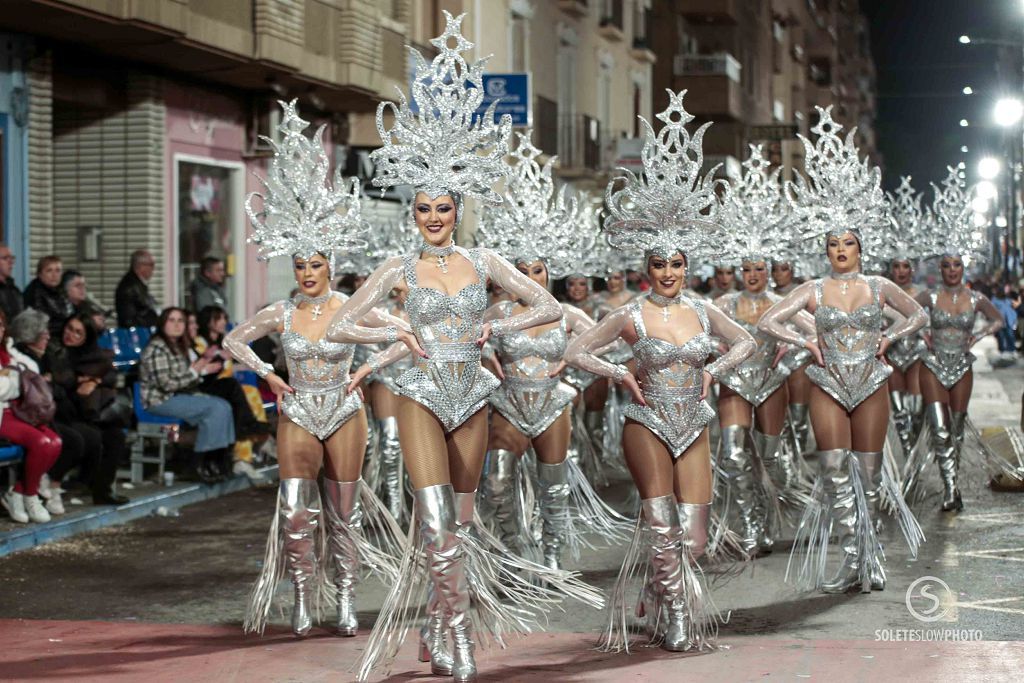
[961,145,970,153]
[994,97,1024,127]
[972,196,991,213]
[976,180,999,200]
[960,119,970,127]
[963,86,974,95]
[979,156,1002,180]
[959,35,971,44]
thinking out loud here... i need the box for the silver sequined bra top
[625,296,719,457]
[488,301,576,438]
[281,296,355,393]
[807,276,892,411]
[395,248,500,431]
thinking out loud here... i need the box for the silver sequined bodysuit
[566,294,755,459]
[326,246,563,433]
[758,275,928,413]
[920,288,1001,389]
[374,300,415,394]
[716,291,814,407]
[224,292,407,441]
[488,301,577,438]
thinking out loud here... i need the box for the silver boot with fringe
[322,477,362,636]
[788,403,811,456]
[483,449,520,551]
[281,478,321,636]
[720,425,763,555]
[677,501,717,652]
[418,485,476,681]
[819,450,862,594]
[537,460,571,570]
[378,417,406,523]
[927,403,963,512]
[890,391,914,457]
[852,451,886,591]
[640,496,687,651]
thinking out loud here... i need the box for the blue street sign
[480,73,531,127]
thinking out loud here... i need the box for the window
[510,12,529,71]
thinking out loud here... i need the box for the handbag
[12,364,57,426]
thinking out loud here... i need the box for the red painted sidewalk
[0,619,1019,682]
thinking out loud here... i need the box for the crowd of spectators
[0,244,272,526]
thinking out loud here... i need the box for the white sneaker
[45,489,65,515]
[38,474,53,500]
[233,460,270,486]
[23,495,52,523]
[1,490,29,523]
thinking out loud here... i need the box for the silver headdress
[786,105,889,251]
[928,166,986,261]
[335,192,417,275]
[604,90,723,262]
[883,176,931,265]
[476,130,579,278]
[717,144,796,266]
[371,11,512,212]
[245,100,368,274]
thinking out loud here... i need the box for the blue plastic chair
[126,382,182,483]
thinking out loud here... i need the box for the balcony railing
[673,53,742,82]
[558,113,603,172]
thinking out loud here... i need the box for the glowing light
[975,180,998,200]
[994,97,1024,127]
[978,156,1001,180]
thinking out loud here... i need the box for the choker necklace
[942,284,964,306]
[421,242,456,273]
[649,292,684,322]
[295,292,332,321]
[829,270,859,296]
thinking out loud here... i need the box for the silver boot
[890,391,914,457]
[927,403,963,512]
[418,586,453,675]
[641,495,687,652]
[280,478,321,636]
[536,459,571,570]
[906,393,925,439]
[788,404,811,456]
[377,417,406,522]
[322,478,361,636]
[678,501,712,651]
[751,429,779,553]
[852,451,886,591]
[951,411,968,451]
[818,450,861,594]
[720,425,763,555]
[483,449,520,551]
[415,484,476,682]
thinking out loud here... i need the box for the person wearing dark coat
[22,255,74,339]
[0,243,23,322]
[115,250,159,329]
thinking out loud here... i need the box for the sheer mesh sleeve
[791,309,817,339]
[358,303,412,333]
[878,278,928,341]
[757,280,816,347]
[704,302,756,379]
[564,305,630,381]
[325,258,405,344]
[564,304,621,356]
[368,341,412,373]
[223,301,286,378]
[974,293,1005,337]
[481,249,562,336]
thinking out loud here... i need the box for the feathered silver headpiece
[476,131,579,278]
[371,11,512,210]
[717,144,796,266]
[245,100,369,274]
[335,192,417,275]
[604,90,723,262]
[929,166,986,261]
[786,106,889,250]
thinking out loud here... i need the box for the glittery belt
[503,376,560,392]
[822,347,877,364]
[290,375,351,393]
[641,384,701,399]
[424,341,481,362]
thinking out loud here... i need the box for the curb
[0,465,279,558]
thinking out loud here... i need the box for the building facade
[651,0,879,181]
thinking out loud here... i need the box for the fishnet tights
[718,384,789,435]
[370,383,400,418]
[277,410,368,481]
[622,420,712,504]
[920,366,973,413]
[396,396,489,493]
[488,409,571,464]
[809,384,890,452]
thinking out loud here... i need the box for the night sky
[862,0,1019,192]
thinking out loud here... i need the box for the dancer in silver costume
[223,101,405,638]
[713,145,817,556]
[327,15,601,681]
[567,92,756,654]
[758,106,927,595]
[884,177,930,457]
[476,133,630,570]
[903,168,1016,511]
